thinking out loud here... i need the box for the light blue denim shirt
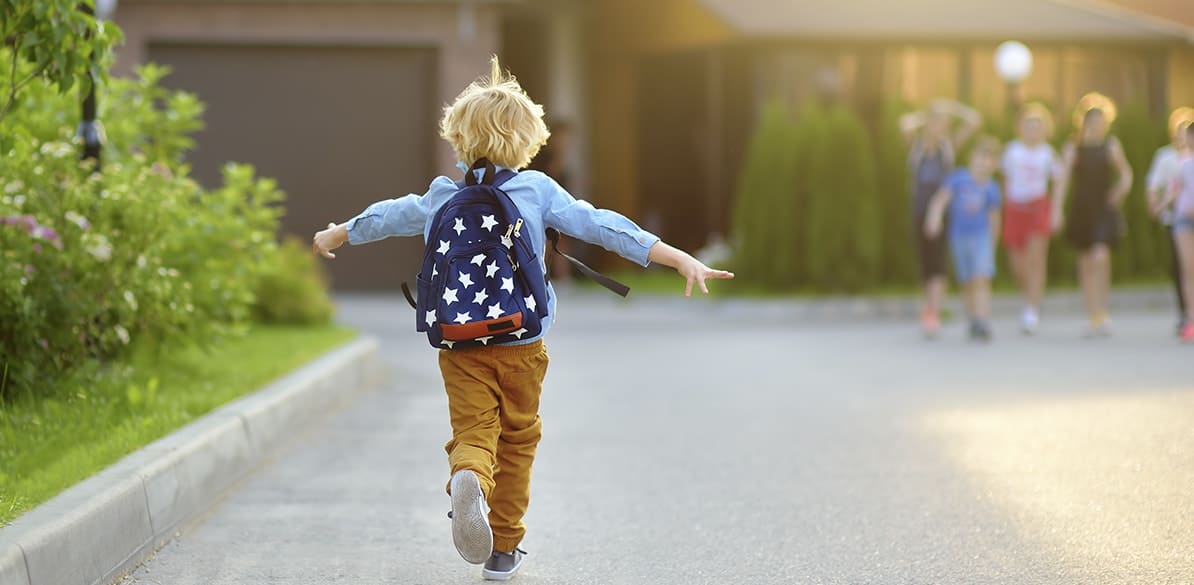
[345,165,661,344]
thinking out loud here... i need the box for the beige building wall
[1169,47,1194,110]
[112,1,502,176]
[585,0,734,221]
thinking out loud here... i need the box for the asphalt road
[121,291,1193,585]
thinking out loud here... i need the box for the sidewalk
[556,284,1177,325]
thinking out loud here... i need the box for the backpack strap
[546,228,630,298]
[400,282,418,309]
[461,158,517,189]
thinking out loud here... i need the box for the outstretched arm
[947,100,982,146]
[1108,138,1134,209]
[899,111,928,145]
[1053,143,1076,232]
[924,186,952,238]
[647,241,735,297]
[310,177,456,259]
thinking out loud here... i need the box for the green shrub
[253,238,335,326]
[874,99,915,285]
[729,99,803,287]
[804,106,881,291]
[0,60,286,400]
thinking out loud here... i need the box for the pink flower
[32,243,41,253]
[38,339,49,351]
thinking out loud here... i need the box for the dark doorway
[149,43,437,290]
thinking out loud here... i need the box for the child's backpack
[402,158,628,349]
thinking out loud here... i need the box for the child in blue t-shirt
[925,136,1003,341]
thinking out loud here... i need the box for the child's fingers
[710,270,735,280]
[684,276,694,297]
[698,276,710,295]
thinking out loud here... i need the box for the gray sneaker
[482,548,526,581]
[449,470,493,564]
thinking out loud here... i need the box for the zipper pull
[514,218,524,237]
[504,224,514,239]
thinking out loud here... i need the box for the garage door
[148,43,437,290]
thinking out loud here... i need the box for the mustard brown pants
[439,340,548,553]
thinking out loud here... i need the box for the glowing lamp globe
[995,41,1033,83]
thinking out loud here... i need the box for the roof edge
[1045,0,1194,44]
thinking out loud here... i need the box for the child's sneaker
[449,470,493,564]
[921,310,941,339]
[968,320,992,343]
[1083,317,1113,339]
[1020,307,1039,335]
[1180,322,1194,343]
[482,548,527,581]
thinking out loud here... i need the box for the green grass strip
[0,325,357,526]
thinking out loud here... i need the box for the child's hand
[1051,211,1065,233]
[312,222,348,259]
[924,217,942,238]
[647,241,734,297]
[677,257,735,297]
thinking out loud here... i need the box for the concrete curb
[0,336,384,585]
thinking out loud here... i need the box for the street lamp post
[994,41,1033,128]
[78,0,118,169]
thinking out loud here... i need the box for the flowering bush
[0,61,289,399]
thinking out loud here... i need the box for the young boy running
[311,57,733,580]
[925,136,1003,341]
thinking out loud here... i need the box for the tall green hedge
[730,99,802,287]
[804,106,881,291]
[875,99,915,285]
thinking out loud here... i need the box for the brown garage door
[148,43,437,290]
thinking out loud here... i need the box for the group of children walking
[905,96,1194,342]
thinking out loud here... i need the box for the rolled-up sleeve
[345,177,456,245]
[542,178,660,267]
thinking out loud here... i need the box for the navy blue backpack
[402,158,628,349]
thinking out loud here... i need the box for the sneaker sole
[450,471,493,564]
[481,557,524,581]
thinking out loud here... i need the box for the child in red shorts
[1001,104,1065,334]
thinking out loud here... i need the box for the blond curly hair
[439,56,550,170]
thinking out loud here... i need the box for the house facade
[110,0,1194,288]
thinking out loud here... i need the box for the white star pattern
[458,271,475,289]
[477,336,494,346]
[485,261,500,278]
[473,290,489,306]
[487,303,504,319]
[500,277,515,293]
[425,310,436,327]
[441,340,456,349]
[510,328,529,339]
[437,240,450,255]
[454,312,472,324]
[453,217,466,236]
[480,215,498,232]
[525,295,537,312]
[471,254,486,266]
[501,234,514,249]
[442,288,458,305]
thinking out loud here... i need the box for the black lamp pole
[77,2,104,169]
